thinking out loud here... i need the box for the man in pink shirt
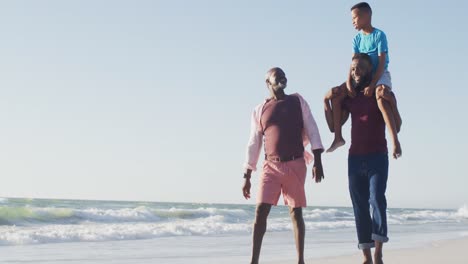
[242,67,325,264]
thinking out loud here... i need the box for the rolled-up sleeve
[298,95,324,151]
[243,105,264,171]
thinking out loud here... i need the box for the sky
[0,0,467,209]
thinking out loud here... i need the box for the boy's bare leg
[376,85,402,159]
[289,207,305,264]
[251,203,272,264]
[362,249,374,264]
[374,241,384,264]
[324,96,335,133]
[327,83,347,153]
[324,92,350,134]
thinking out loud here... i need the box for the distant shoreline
[0,196,460,211]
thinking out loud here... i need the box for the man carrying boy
[242,67,324,264]
[325,53,390,264]
[327,2,403,160]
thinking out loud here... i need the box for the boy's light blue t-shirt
[353,28,390,73]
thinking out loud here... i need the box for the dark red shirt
[260,95,304,158]
[343,92,388,155]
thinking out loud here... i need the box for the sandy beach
[267,237,468,264]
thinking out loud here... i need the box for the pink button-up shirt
[244,93,324,171]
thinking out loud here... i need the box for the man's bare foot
[374,254,383,264]
[326,138,345,153]
[393,141,402,159]
[362,249,373,264]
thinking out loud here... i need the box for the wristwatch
[243,173,251,179]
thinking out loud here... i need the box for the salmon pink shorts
[257,157,307,208]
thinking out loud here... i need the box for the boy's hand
[363,85,376,97]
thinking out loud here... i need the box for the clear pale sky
[1,1,467,209]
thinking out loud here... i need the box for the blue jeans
[348,153,389,249]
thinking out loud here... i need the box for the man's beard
[271,82,287,91]
[353,74,372,92]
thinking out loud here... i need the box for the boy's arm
[365,31,389,97]
[365,52,387,97]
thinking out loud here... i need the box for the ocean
[0,197,467,263]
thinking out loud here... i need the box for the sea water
[0,197,467,263]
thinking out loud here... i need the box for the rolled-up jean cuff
[358,242,375,250]
[372,234,389,243]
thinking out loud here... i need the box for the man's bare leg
[374,241,384,264]
[251,203,272,264]
[290,207,305,264]
[327,83,347,152]
[362,248,374,264]
[376,85,402,159]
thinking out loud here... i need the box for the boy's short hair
[351,2,372,14]
[352,53,373,67]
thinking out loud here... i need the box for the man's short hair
[352,53,373,68]
[265,67,286,80]
[351,2,372,14]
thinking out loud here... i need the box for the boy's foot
[393,141,402,159]
[326,138,345,153]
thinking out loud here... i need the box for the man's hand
[312,162,325,183]
[242,178,251,199]
[363,85,376,97]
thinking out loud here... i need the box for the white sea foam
[455,205,468,219]
[303,208,354,221]
[157,207,249,221]
[388,206,468,224]
[0,218,251,246]
[0,206,252,226]
[1,199,467,246]
[0,206,165,225]
[76,206,161,222]
[0,217,360,246]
